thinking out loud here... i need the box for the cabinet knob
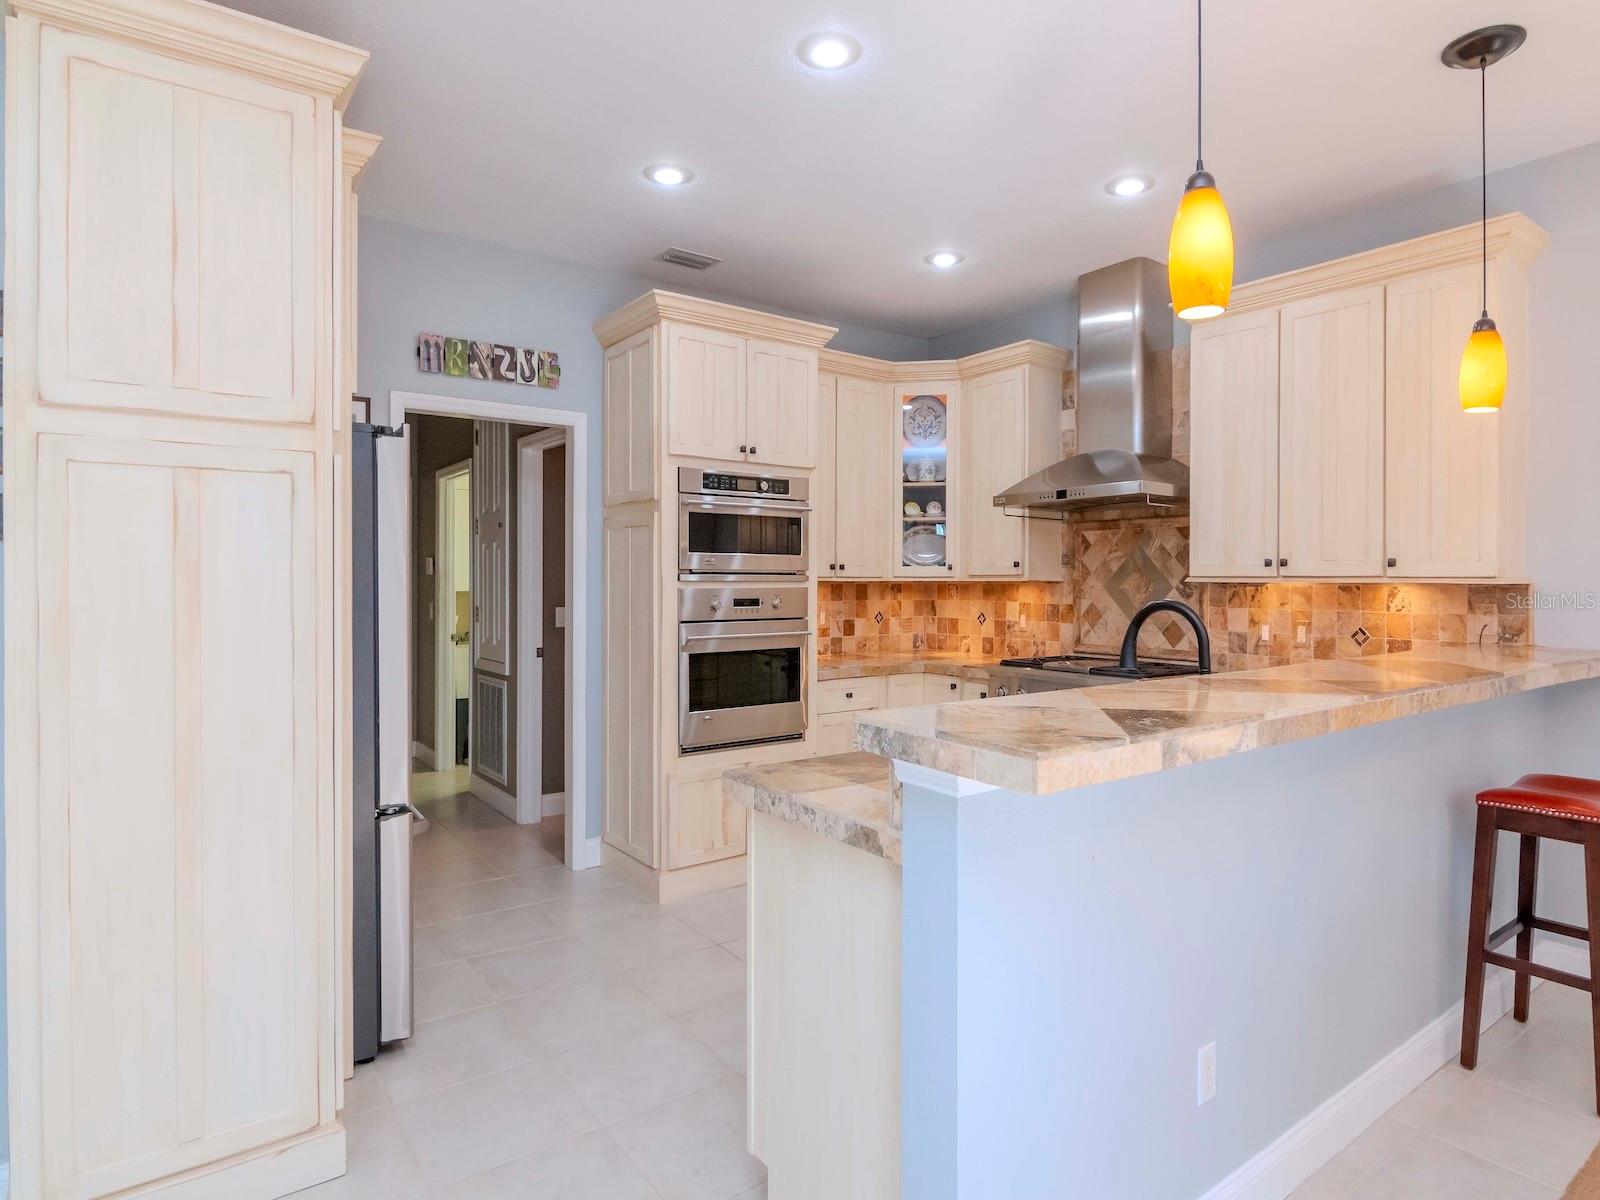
[828,563,837,571]
[1013,561,1020,568]
[839,562,845,571]
[1278,558,1288,568]
[949,682,958,690]
[844,691,853,699]
[1264,558,1273,568]
[739,444,748,453]
[749,445,758,454]
[947,564,954,572]
[1387,557,1397,569]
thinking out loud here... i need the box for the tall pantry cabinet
[4,1,368,1196]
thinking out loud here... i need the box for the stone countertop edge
[851,645,1600,797]
[723,751,901,864]
[818,652,1005,682]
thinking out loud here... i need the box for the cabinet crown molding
[595,289,838,350]
[818,339,1070,383]
[1222,212,1548,317]
[341,127,382,183]
[12,0,370,104]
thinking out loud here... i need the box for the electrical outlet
[1296,623,1308,645]
[1197,1042,1217,1105]
[1259,623,1270,642]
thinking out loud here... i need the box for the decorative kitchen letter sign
[418,332,561,390]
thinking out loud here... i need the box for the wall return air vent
[656,246,724,271]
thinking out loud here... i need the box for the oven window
[687,646,802,713]
[685,511,803,558]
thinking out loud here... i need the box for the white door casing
[517,429,571,826]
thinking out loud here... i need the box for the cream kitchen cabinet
[5,1,367,1196]
[817,372,895,578]
[746,338,819,468]
[1188,214,1544,583]
[1189,308,1281,579]
[667,323,746,462]
[1277,287,1386,577]
[1384,263,1502,578]
[894,381,961,578]
[666,768,748,869]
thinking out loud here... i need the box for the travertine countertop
[855,645,1600,796]
[818,650,1004,682]
[725,752,900,862]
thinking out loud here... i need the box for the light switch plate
[554,606,568,629]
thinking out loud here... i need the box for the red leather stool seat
[1477,774,1600,824]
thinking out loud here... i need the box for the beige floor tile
[554,1022,732,1125]
[393,1059,600,1188]
[375,1006,536,1104]
[1285,1182,1343,1200]
[498,975,668,1057]
[509,863,624,903]
[416,960,497,1024]
[413,856,503,893]
[609,1079,765,1200]
[1480,1030,1600,1116]
[676,997,747,1076]
[626,946,745,1017]
[539,886,654,932]
[1305,1113,1420,1196]
[576,911,712,971]
[412,826,474,866]
[413,922,466,969]
[1360,1131,1558,1199]
[1389,1063,1475,1129]
[435,1129,658,1200]
[293,1108,429,1200]
[439,903,563,959]
[666,887,747,945]
[469,935,602,1000]
[437,803,516,833]
[414,878,543,927]
[1413,1074,1600,1188]
[1525,981,1596,1052]
[340,1063,391,1118]
[477,837,564,876]
[728,1187,768,1200]
[722,938,747,960]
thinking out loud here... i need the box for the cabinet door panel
[37,28,316,422]
[962,369,1026,576]
[1278,287,1386,577]
[603,511,659,865]
[604,331,656,505]
[37,436,320,1198]
[1385,264,1500,577]
[924,676,963,704]
[833,377,893,578]
[745,340,817,468]
[1189,309,1280,578]
[815,375,838,573]
[668,325,746,461]
[666,774,748,869]
[813,712,860,757]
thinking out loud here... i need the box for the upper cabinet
[1188,214,1545,582]
[746,339,818,468]
[817,372,894,579]
[1385,263,1501,578]
[1189,308,1280,579]
[1277,286,1386,577]
[895,382,959,577]
[667,323,747,462]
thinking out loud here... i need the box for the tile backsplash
[820,345,1534,669]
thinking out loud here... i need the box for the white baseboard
[571,834,603,871]
[468,774,518,822]
[411,741,436,769]
[1,1159,11,1197]
[1195,939,1586,1200]
[542,790,568,819]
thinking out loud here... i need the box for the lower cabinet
[814,670,988,757]
[665,767,748,870]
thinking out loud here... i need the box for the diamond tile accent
[1351,626,1371,647]
[976,612,987,627]
[873,611,884,625]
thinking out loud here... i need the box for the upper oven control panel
[678,583,811,623]
[678,466,810,503]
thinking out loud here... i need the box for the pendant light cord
[1480,58,1488,317]
[1196,0,1205,171]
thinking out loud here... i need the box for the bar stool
[1460,773,1600,1115]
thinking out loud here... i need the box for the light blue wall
[926,294,1077,361]
[357,219,932,839]
[901,680,1600,1198]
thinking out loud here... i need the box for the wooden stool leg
[1514,833,1539,1022]
[1461,807,1499,1070]
[1584,830,1600,1116]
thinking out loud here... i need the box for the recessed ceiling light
[799,32,862,70]
[1106,174,1155,197]
[924,250,963,270]
[644,163,693,187]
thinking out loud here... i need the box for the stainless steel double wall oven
[677,468,810,753]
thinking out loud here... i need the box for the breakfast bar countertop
[724,751,899,861]
[853,644,1600,796]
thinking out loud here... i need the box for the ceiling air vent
[656,246,723,271]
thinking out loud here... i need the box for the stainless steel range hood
[994,257,1188,512]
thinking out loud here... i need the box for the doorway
[434,460,471,781]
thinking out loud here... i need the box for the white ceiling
[228,0,1600,339]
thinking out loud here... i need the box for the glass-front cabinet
[895,383,959,577]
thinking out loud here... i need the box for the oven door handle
[680,630,811,652]
[680,493,812,513]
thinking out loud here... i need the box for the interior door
[1189,309,1281,579]
[833,376,893,578]
[472,420,511,671]
[1277,286,1386,577]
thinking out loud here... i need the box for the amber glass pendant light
[1443,25,1525,412]
[1168,0,1234,321]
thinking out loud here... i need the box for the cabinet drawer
[885,674,926,708]
[816,676,886,715]
[960,680,990,701]
[924,674,964,703]
[813,711,860,756]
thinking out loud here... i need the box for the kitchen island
[727,645,1600,1200]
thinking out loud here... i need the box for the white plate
[902,524,946,566]
[903,395,946,446]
